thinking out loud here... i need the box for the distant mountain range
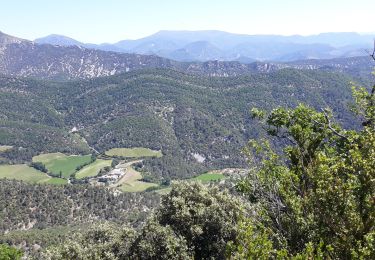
[0,30,373,81]
[34,30,375,62]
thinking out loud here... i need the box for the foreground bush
[42,182,243,259]
[229,82,375,258]
[0,244,23,260]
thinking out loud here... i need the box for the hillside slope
[0,68,359,180]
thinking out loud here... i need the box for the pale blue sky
[1,0,374,43]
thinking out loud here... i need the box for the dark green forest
[39,75,374,259]
[0,67,373,259]
[0,68,361,180]
[0,51,374,258]
[0,180,159,233]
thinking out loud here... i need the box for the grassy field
[105,147,162,158]
[116,162,158,192]
[33,153,92,178]
[192,173,226,182]
[0,145,13,152]
[32,152,66,163]
[0,164,66,184]
[118,181,158,192]
[43,178,68,185]
[155,187,172,194]
[76,159,112,179]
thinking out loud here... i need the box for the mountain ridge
[0,31,28,49]
[34,30,374,62]
[1,30,373,81]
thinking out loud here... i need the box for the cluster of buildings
[97,168,125,184]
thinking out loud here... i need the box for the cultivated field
[76,159,112,179]
[115,161,158,192]
[0,164,66,184]
[155,187,172,194]
[43,178,68,185]
[192,173,225,182]
[33,153,92,178]
[105,147,162,158]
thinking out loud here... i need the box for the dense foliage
[0,180,160,233]
[0,68,359,180]
[0,225,87,258]
[0,244,23,260]
[28,72,375,259]
[230,81,375,258]
[41,182,243,259]
[0,47,374,258]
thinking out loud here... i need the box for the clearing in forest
[105,147,162,158]
[32,153,92,178]
[192,172,226,182]
[76,159,112,179]
[115,161,158,192]
[0,164,67,184]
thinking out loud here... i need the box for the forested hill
[0,68,359,180]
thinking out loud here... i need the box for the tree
[156,182,244,259]
[40,182,244,259]
[42,223,136,260]
[30,162,48,173]
[230,80,375,258]
[91,153,97,162]
[111,158,120,168]
[0,244,23,260]
[128,220,191,259]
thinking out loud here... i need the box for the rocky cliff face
[0,31,26,54]
[0,32,176,80]
[0,36,254,79]
[0,31,25,46]
[1,32,250,79]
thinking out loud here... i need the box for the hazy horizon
[1,29,373,45]
[1,0,374,43]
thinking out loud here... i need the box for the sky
[1,0,374,43]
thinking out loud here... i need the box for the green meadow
[118,181,158,193]
[0,164,66,184]
[33,153,92,178]
[192,173,225,182]
[105,147,162,158]
[76,159,112,179]
[116,164,158,192]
